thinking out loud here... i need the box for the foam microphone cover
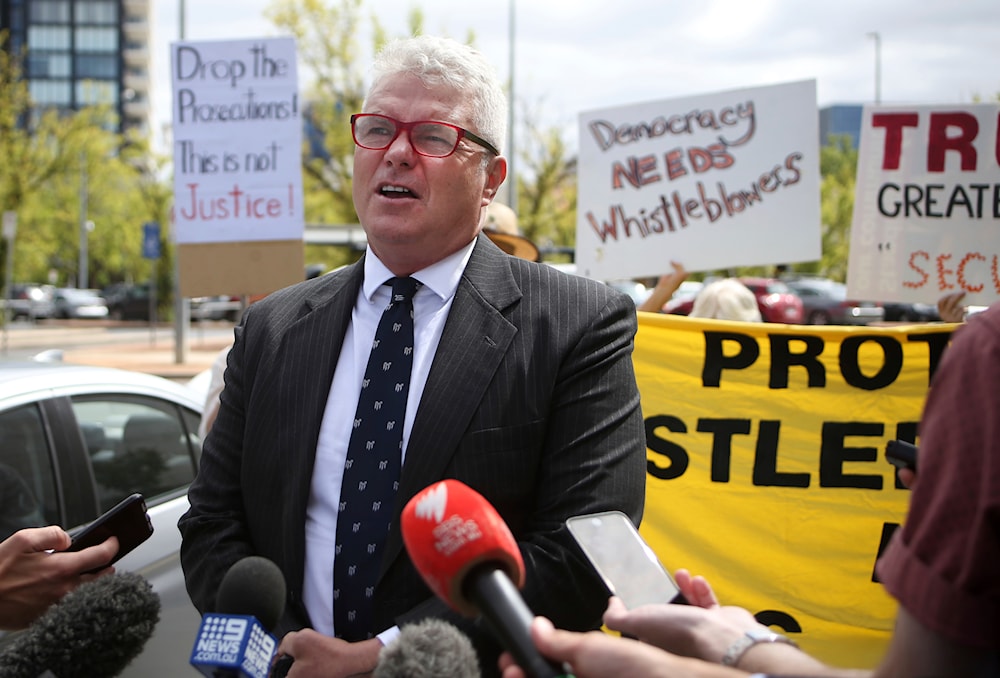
[374,618,480,678]
[0,572,160,678]
[215,555,287,628]
[401,479,524,616]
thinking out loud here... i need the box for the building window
[29,79,72,106]
[76,79,118,106]
[28,0,71,23]
[27,26,71,50]
[27,53,72,78]
[74,26,118,52]
[76,53,118,79]
[76,1,119,24]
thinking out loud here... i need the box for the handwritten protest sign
[171,37,303,244]
[847,103,1000,306]
[576,81,821,281]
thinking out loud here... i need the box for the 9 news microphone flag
[190,556,287,678]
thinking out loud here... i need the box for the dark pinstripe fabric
[179,234,646,675]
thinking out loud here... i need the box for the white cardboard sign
[576,80,821,281]
[171,37,304,244]
[846,103,1000,306]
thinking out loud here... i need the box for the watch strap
[721,627,798,667]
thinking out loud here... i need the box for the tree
[514,103,577,259]
[1,31,170,303]
[816,134,858,281]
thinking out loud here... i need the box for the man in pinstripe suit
[179,34,646,678]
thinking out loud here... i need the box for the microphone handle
[464,564,571,678]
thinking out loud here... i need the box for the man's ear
[482,155,508,204]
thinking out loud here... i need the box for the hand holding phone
[885,439,918,472]
[566,511,687,609]
[67,493,153,569]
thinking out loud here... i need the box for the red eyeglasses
[351,113,500,158]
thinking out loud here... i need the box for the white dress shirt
[303,240,475,643]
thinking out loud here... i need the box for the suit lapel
[268,262,362,602]
[382,236,522,569]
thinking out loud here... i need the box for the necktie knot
[388,276,419,303]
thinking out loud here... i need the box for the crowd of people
[1,32,993,678]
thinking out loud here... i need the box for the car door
[0,387,204,676]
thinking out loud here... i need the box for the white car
[0,361,204,676]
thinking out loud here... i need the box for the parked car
[104,282,155,321]
[666,277,804,323]
[882,301,940,322]
[0,361,204,676]
[190,295,242,321]
[3,283,54,321]
[606,279,653,307]
[51,288,109,320]
[785,278,885,325]
[662,280,705,314]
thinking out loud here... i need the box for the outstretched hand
[0,526,118,630]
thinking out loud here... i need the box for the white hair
[366,35,507,155]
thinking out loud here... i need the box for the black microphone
[189,556,287,678]
[374,618,481,678]
[0,571,160,678]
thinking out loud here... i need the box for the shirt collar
[362,238,476,303]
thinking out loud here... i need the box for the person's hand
[602,574,760,663]
[937,291,966,323]
[637,261,689,313]
[897,467,916,488]
[0,526,118,630]
[498,616,743,678]
[275,628,381,678]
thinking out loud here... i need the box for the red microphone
[401,479,571,678]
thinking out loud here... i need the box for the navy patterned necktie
[333,276,419,641]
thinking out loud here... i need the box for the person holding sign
[179,34,646,678]
[501,303,1000,678]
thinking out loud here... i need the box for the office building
[0,0,152,135]
[819,104,863,149]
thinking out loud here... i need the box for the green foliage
[514,104,577,259]
[265,0,371,229]
[1,30,172,310]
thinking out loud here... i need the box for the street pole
[79,155,89,289]
[506,0,517,213]
[2,211,15,354]
[867,31,882,104]
[174,0,190,364]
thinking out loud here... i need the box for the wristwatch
[721,627,798,667]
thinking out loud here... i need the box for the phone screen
[566,511,686,609]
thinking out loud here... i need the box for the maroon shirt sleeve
[876,304,1000,649]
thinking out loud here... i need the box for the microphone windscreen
[0,572,160,678]
[401,479,524,616]
[374,618,480,678]
[215,555,287,631]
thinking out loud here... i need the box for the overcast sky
[151,0,1000,151]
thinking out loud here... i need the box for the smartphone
[566,510,687,609]
[67,493,154,568]
[885,439,918,472]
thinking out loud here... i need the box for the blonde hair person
[690,278,762,322]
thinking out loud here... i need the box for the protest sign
[634,312,955,666]
[847,103,1000,306]
[171,37,304,296]
[576,81,821,281]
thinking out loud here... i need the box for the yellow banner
[634,312,957,667]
